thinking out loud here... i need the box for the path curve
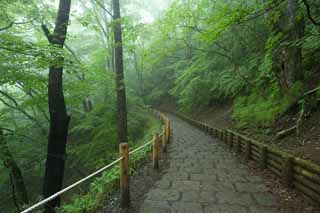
[139,114,280,213]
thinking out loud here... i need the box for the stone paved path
[139,115,280,213]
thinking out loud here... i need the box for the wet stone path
[139,115,280,213]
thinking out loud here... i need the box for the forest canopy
[1,0,319,212]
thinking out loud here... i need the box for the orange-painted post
[153,132,159,169]
[162,125,167,152]
[120,143,129,208]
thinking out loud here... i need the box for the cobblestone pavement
[139,115,280,213]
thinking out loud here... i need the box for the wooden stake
[282,157,293,188]
[229,132,233,151]
[245,140,251,161]
[167,118,170,144]
[120,143,129,208]
[153,132,159,169]
[235,135,241,153]
[162,125,167,152]
[259,146,267,170]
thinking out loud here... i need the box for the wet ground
[102,114,320,213]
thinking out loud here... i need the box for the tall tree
[271,0,305,92]
[112,0,128,144]
[42,0,71,212]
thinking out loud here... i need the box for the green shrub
[59,111,161,213]
[233,82,303,127]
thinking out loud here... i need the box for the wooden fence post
[162,125,167,152]
[153,132,159,169]
[166,119,170,143]
[244,140,251,161]
[235,135,241,153]
[120,143,129,208]
[229,131,233,151]
[259,146,267,170]
[282,157,293,188]
[224,131,228,144]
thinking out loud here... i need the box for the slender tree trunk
[42,0,71,212]
[0,130,29,211]
[112,0,128,144]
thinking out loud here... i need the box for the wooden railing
[20,111,170,213]
[174,112,320,204]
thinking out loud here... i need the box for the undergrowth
[58,112,161,213]
[233,82,303,127]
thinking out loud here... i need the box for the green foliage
[170,55,247,112]
[1,0,320,211]
[59,114,160,213]
[233,82,303,127]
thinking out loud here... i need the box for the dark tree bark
[284,0,304,84]
[0,130,29,211]
[112,0,128,144]
[271,0,304,93]
[42,0,71,212]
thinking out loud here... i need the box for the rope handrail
[129,133,163,155]
[20,109,170,212]
[21,157,122,213]
[20,133,164,213]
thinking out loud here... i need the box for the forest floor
[98,146,170,213]
[189,103,320,165]
[102,114,320,212]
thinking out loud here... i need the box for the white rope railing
[20,110,169,213]
[129,133,162,155]
[20,133,164,213]
[21,157,122,213]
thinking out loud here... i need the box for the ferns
[233,82,303,127]
[171,55,247,112]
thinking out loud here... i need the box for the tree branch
[41,24,53,43]
[94,0,113,17]
[302,0,320,26]
[0,17,37,32]
[0,90,45,131]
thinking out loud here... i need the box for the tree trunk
[42,0,71,212]
[112,0,128,144]
[272,0,304,93]
[0,130,29,211]
[284,0,304,84]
